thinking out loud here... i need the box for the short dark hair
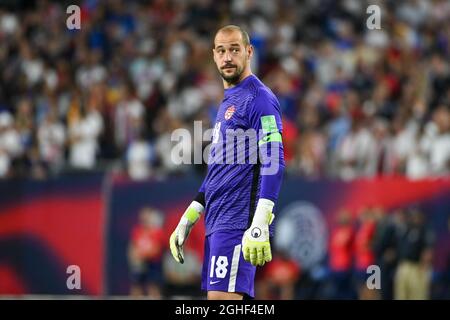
[214,25,250,48]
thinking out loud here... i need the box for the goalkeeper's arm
[242,138,285,266]
[169,192,205,264]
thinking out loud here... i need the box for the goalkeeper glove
[169,201,204,264]
[242,198,275,267]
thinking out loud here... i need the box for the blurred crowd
[128,204,450,300]
[128,206,203,299]
[255,205,448,300]
[0,0,450,181]
[318,206,438,300]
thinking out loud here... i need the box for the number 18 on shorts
[201,230,257,298]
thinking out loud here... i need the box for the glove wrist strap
[183,201,205,224]
[252,198,274,226]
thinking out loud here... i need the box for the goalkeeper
[169,25,285,300]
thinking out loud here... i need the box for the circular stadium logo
[275,201,328,270]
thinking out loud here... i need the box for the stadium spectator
[255,250,301,300]
[126,131,154,181]
[328,208,355,299]
[37,108,66,175]
[394,208,434,299]
[128,206,165,299]
[373,208,407,300]
[335,115,377,180]
[162,248,202,299]
[68,104,103,170]
[0,111,22,177]
[353,207,378,300]
[114,81,146,153]
[427,106,450,176]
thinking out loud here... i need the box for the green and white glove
[242,199,275,266]
[169,201,204,264]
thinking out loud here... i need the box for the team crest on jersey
[224,105,236,120]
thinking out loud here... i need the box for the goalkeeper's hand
[169,201,204,264]
[242,199,275,267]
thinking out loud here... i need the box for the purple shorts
[201,230,256,298]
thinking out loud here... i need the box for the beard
[219,63,244,85]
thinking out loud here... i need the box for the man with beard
[169,25,285,300]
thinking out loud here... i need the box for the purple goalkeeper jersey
[200,74,285,236]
